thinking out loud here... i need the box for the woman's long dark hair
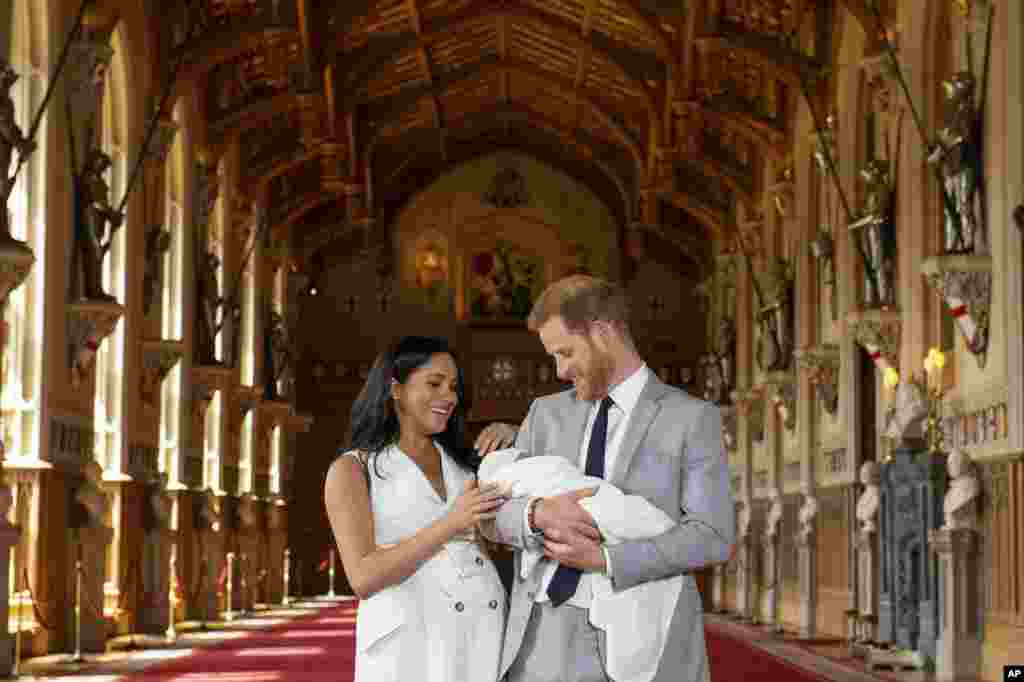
[346,335,477,481]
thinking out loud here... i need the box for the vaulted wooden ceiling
[151,0,847,273]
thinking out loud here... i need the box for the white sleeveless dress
[344,443,506,682]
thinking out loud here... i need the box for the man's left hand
[543,527,606,573]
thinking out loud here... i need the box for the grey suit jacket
[481,375,735,682]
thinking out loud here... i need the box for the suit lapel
[560,393,590,465]
[608,376,669,485]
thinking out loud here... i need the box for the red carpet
[123,602,833,681]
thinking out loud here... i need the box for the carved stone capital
[764,371,797,431]
[795,344,840,415]
[731,388,765,443]
[921,254,992,367]
[193,364,233,396]
[846,308,902,375]
[0,238,35,305]
[67,300,125,387]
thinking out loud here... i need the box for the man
[477,275,735,682]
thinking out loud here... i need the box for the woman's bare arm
[324,456,460,599]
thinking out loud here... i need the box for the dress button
[455,601,465,612]
[489,600,498,609]
[475,557,484,566]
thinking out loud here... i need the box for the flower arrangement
[470,241,539,319]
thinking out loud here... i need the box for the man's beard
[576,346,614,401]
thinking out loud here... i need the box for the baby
[479,449,685,682]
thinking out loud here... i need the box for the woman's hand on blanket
[534,488,603,543]
[474,422,518,455]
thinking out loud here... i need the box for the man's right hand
[534,488,602,542]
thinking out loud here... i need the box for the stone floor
[8,596,354,681]
[706,613,987,682]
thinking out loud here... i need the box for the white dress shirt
[521,364,650,607]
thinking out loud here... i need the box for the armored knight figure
[196,252,222,364]
[0,59,35,241]
[142,225,172,315]
[812,113,838,177]
[849,159,896,307]
[927,72,983,254]
[74,149,122,301]
[266,310,294,400]
[756,257,794,372]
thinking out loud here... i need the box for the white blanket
[478,449,685,682]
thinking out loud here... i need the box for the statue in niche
[264,310,294,400]
[196,251,223,364]
[755,257,794,372]
[142,224,172,315]
[943,448,980,530]
[849,159,896,307]
[812,113,838,177]
[856,461,882,534]
[927,72,984,254]
[885,380,929,444]
[73,149,123,302]
[699,351,726,405]
[0,60,35,241]
[797,492,818,546]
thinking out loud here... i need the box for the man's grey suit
[482,375,735,682]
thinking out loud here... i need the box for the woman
[325,336,509,682]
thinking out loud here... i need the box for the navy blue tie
[547,395,614,607]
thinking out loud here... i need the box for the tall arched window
[239,254,255,386]
[237,409,253,494]
[158,102,185,481]
[93,26,128,472]
[2,0,48,462]
[271,264,286,395]
[203,390,222,492]
[210,184,225,364]
[269,424,282,495]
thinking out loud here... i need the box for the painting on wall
[412,231,451,313]
[470,241,540,320]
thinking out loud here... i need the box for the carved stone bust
[943,449,980,530]
[856,461,881,534]
[885,380,929,443]
[798,493,818,545]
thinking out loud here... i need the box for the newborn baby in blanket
[478,449,685,682]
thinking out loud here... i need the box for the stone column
[856,462,881,644]
[762,489,782,631]
[0,483,21,675]
[71,462,114,654]
[734,498,755,620]
[796,489,818,639]
[929,529,981,680]
[139,480,176,633]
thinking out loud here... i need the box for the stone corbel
[764,371,797,431]
[284,413,314,433]
[721,406,738,451]
[67,300,125,387]
[731,388,766,443]
[921,254,992,367]
[846,308,901,376]
[795,344,840,415]
[235,385,261,424]
[140,339,183,403]
[0,238,35,305]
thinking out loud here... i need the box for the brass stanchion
[327,550,336,599]
[71,558,84,663]
[165,545,178,642]
[12,589,24,676]
[282,548,292,606]
[224,552,235,621]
